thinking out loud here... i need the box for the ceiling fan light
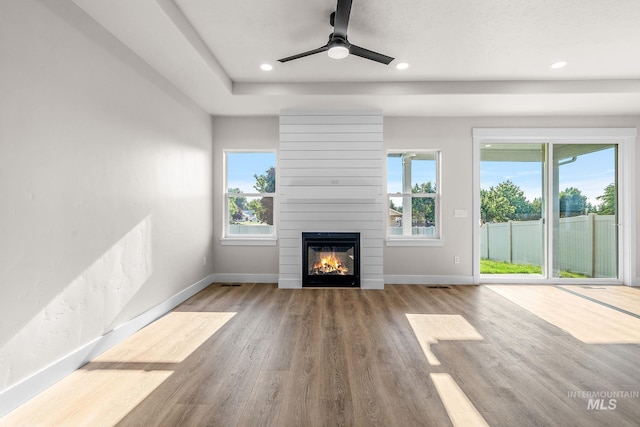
[328,45,349,59]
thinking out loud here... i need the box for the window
[387,151,440,240]
[224,151,276,240]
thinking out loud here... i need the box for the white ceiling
[73,0,640,116]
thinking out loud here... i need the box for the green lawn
[480,259,587,278]
[481,259,542,274]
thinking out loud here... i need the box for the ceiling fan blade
[278,45,329,63]
[349,44,394,65]
[333,0,353,39]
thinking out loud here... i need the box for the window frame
[386,150,443,246]
[222,150,277,245]
[472,128,637,285]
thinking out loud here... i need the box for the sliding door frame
[472,128,637,286]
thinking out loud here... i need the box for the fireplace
[302,232,360,287]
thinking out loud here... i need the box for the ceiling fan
[278,0,394,65]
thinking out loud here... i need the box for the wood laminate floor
[2,284,640,426]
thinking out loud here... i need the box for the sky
[227,152,275,193]
[481,146,616,206]
[387,155,437,194]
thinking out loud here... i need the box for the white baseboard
[214,273,279,284]
[278,278,301,288]
[384,275,475,285]
[0,273,215,419]
[362,279,385,289]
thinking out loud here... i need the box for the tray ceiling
[72,0,640,116]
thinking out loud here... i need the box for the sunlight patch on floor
[558,285,640,317]
[431,373,490,427]
[487,285,640,344]
[94,311,236,364]
[406,314,483,366]
[0,369,172,427]
[0,311,236,426]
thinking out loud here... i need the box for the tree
[254,166,276,193]
[247,198,264,220]
[559,187,590,217]
[480,180,535,223]
[595,183,616,215]
[253,166,275,224]
[411,182,435,225]
[480,188,515,223]
[531,197,543,219]
[228,188,246,222]
[493,180,535,220]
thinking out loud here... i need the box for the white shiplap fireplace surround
[278,110,384,289]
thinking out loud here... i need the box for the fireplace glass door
[302,232,360,287]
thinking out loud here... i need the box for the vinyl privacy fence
[480,214,616,278]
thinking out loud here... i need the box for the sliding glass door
[478,138,620,281]
[480,143,546,277]
[551,144,617,278]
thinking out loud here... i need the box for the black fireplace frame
[302,232,360,288]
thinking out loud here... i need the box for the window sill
[385,238,444,247]
[220,237,277,246]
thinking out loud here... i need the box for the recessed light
[396,62,409,70]
[550,61,567,69]
[260,63,273,71]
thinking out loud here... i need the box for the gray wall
[384,116,637,281]
[1,0,214,391]
[211,115,639,284]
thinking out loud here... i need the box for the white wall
[212,115,639,285]
[0,0,214,395]
[211,116,279,278]
[278,111,385,289]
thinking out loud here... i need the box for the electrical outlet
[203,256,207,266]
[454,256,460,264]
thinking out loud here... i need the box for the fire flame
[313,252,348,274]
